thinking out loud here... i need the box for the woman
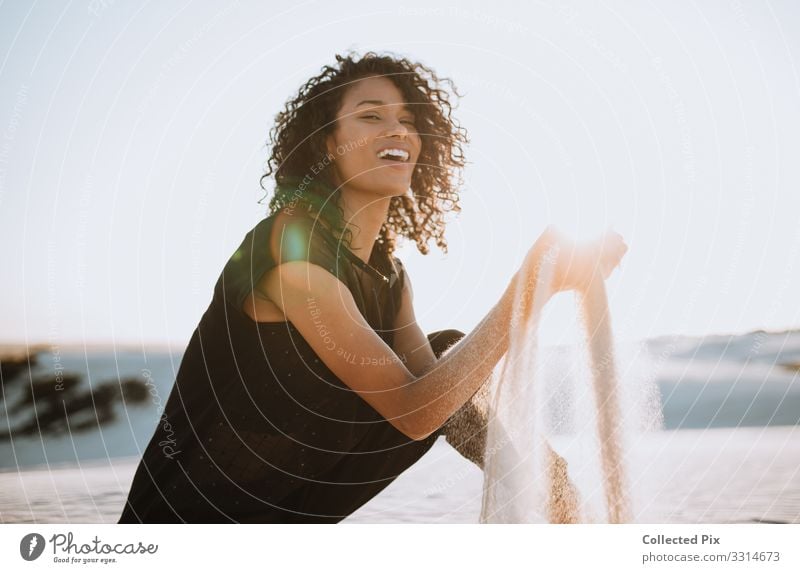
[118,51,627,524]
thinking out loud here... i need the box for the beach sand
[1,426,798,524]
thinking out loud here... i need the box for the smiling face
[325,76,422,198]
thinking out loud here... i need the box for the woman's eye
[361,114,414,126]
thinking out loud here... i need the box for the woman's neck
[338,186,391,265]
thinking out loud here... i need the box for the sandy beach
[1,426,797,524]
[2,332,800,523]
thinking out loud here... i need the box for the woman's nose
[384,118,411,138]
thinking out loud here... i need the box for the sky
[1,0,799,348]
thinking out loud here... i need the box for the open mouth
[376,148,410,162]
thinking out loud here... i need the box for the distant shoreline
[3,326,798,357]
[0,341,187,356]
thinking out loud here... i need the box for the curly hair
[260,50,469,257]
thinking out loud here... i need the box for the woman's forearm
[401,252,553,440]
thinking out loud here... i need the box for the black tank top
[118,207,413,523]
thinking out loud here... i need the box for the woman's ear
[325,131,337,158]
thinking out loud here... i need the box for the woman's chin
[370,178,412,197]
[344,173,412,197]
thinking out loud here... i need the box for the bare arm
[390,259,508,459]
[258,228,556,442]
[400,272,528,439]
[397,226,564,440]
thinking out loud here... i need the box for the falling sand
[577,275,631,523]
[470,241,634,523]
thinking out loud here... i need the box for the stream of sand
[479,241,641,523]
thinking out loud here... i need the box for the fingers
[523,226,564,277]
[598,231,628,278]
[527,227,628,290]
[536,225,563,253]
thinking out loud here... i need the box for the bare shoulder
[242,210,335,322]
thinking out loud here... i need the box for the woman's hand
[523,226,628,294]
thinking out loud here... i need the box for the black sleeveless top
[118,207,424,523]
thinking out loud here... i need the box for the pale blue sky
[1,0,799,347]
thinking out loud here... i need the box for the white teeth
[377,148,409,162]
